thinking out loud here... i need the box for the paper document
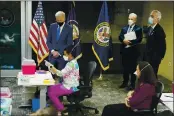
[124,31,137,48]
[124,31,137,40]
[161,93,174,102]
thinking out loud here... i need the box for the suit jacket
[46,23,73,56]
[144,24,166,60]
[119,25,143,54]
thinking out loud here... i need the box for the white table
[160,93,173,113]
[17,71,55,109]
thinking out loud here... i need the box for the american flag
[28,1,49,65]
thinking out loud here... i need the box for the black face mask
[57,22,64,27]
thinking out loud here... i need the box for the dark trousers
[102,104,153,116]
[49,55,67,70]
[102,104,136,116]
[121,47,139,85]
[144,53,161,78]
[149,60,160,78]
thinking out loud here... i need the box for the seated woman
[102,61,157,116]
[47,45,80,116]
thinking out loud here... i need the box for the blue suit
[119,25,142,88]
[47,23,73,70]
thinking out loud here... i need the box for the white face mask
[134,64,150,77]
[134,71,138,76]
[128,20,134,26]
[63,55,68,61]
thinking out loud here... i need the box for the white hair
[129,13,137,19]
[151,10,162,21]
[55,11,65,17]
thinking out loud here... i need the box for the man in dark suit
[47,11,73,70]
[119,13,142,90]
[143,10,166,78]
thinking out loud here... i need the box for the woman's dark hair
[137,61,157,86]
[64,45,75,57]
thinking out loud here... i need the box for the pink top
[129,83,155,110]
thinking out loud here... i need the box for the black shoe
[119,83,128,88]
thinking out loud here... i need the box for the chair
[65,61,99,116]
[133,81,164,116]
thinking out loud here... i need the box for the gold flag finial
[72,1,75,7]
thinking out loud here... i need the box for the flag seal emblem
[94,22,111,47]
[68,20,79,40]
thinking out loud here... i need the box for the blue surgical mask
[148,17,154,25]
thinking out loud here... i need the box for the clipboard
[124,31,137,41]
[124,31,137,48]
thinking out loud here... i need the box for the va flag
[92,1,113,71]
[67,2,82,60]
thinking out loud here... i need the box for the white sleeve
[55,70,63,77]
[56,62,73,77]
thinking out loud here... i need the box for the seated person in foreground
[102,61,157,116]
[46,45,80,116]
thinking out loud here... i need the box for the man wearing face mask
[143,10,166,78]
[119,13,142,90]
[47,11,73,72]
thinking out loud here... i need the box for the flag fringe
[28,40,49,65]
[37,53,49,65]
[109,57,113,62]
[28,41,38,54]
[75,53,82,60]
[92,45,111,71]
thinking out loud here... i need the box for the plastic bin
[0,87,12,116]
[32,98,48,112]
[22,58,36,75]
[1,105,12,116]
[0,87,12,98]
[32,98,40,112]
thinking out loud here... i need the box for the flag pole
[72,1,75,7]
[98,67,103,80]
[37,26,41,70]
[35,1,41,70]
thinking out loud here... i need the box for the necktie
[148,27,153,36]
[128,26,132,33]
[56,26,60,41]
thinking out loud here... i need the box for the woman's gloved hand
[44,60,62,77]
[44,60,57,74]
